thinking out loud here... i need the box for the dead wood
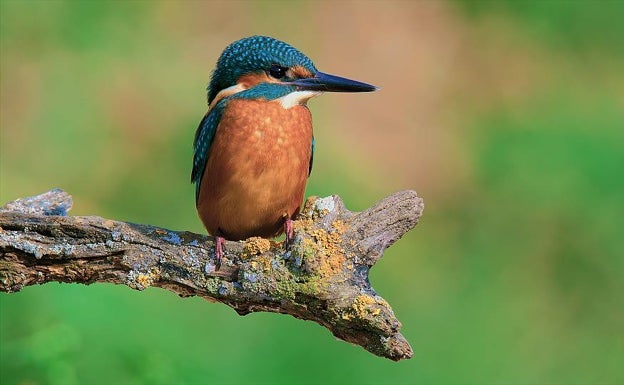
[0,189,423,361]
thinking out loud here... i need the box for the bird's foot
[284,218,294,246]
[215,236,224,270]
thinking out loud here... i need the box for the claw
[215,236,224,270]
[284,218,294,246]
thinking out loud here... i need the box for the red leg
[284,218,294,246]
[215,236,224,270]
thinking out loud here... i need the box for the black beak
[290,71,378,92]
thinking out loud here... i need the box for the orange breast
[196,98,313,241]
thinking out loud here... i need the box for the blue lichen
[161,232,182,246]
[49,244,76,256]
[45,204,70,216]
[204,261,216,274]
[314,197,335,214]
[243,271,258,283]
[110,230,122,242]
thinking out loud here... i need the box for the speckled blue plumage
[207,36,317,104]
[192,103,222,200]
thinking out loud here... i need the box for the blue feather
[207,36,317,104]
[309,136,315,176]
[191,102,225,201]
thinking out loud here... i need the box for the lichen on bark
[1,189,423,361]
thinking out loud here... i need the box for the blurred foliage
[458,0,624,55]
[1,1,623,384]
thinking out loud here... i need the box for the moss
[296,277,323,296]
[202,276,221,293]
[270,272,325,303]
[272,275,297,300]
[299,237,318,259]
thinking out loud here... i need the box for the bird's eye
[269,64,288,79]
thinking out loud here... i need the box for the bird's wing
[308,136,315,176]
[191,103,226,202]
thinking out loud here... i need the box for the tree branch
[0,188,423,361]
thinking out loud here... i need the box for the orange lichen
[132,268,160,289]
[342,294,382,321]
[293,217,314,231]
[243,237,272,258]
[249,254,274,272]
[298,219,349,278]
[331,220,348,234]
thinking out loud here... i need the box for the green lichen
[202,276,221,294]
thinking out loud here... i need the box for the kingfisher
[192,36,377,267]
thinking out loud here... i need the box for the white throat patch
[209,83,247,109]
[278,90,323,109]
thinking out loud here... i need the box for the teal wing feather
[191,103,226,202]
[309,136,315,176]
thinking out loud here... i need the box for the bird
[191,36,377,267]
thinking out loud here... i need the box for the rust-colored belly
[196,98,313,241]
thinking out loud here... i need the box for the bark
[0,189,424,361]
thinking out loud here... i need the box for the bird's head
[207,36,377,108]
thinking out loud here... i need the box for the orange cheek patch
[237,72,278,89]
[291,66,313,79]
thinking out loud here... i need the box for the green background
[1,1,623,384]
